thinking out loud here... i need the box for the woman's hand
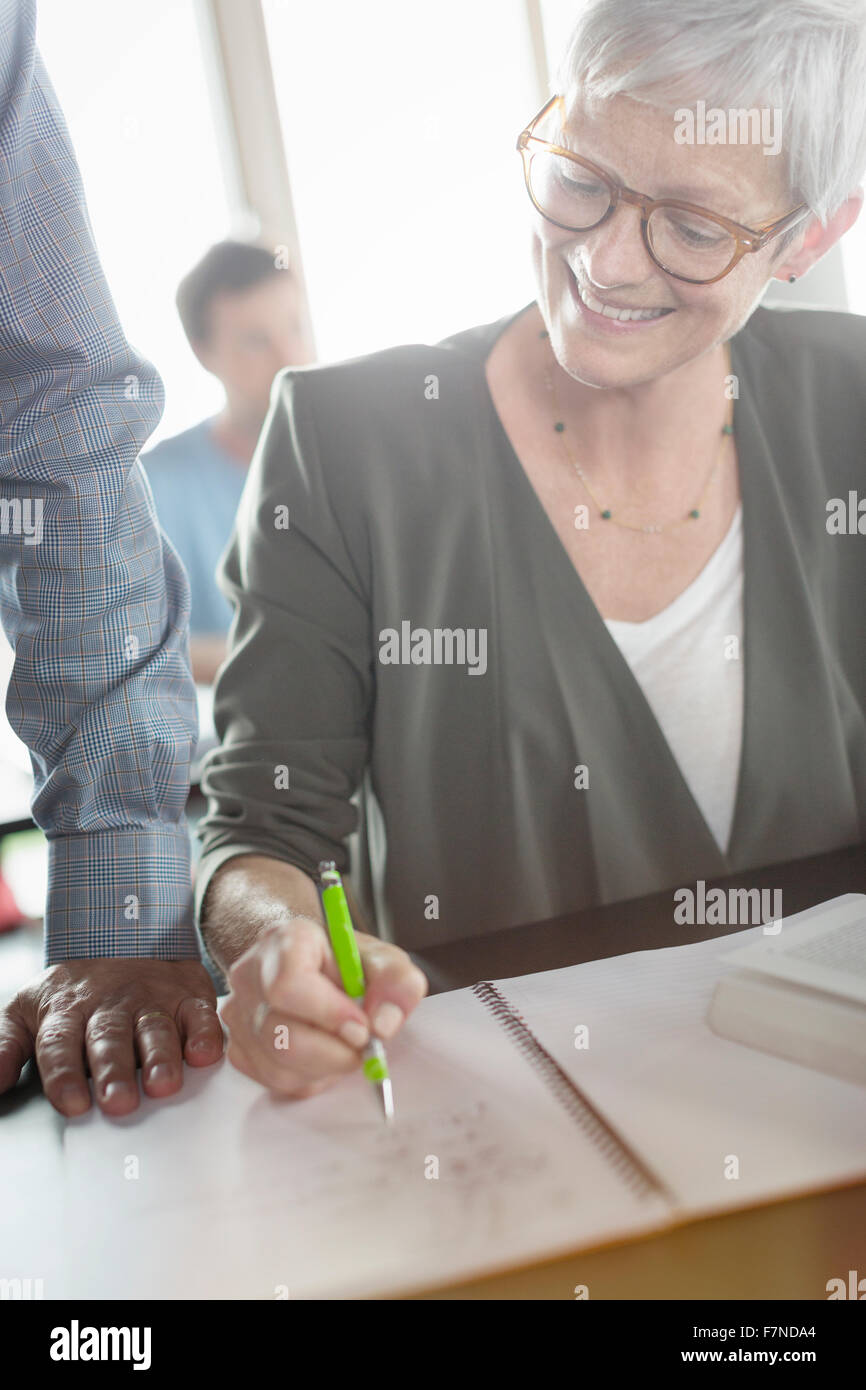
[221,916,429,1097]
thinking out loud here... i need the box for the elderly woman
[199,0,866,1096]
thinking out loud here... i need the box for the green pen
[318,860,395,1123]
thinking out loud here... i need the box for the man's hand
[221,917,428,1098]
[0,959,224,1117]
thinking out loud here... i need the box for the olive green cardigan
[195,303,866,947]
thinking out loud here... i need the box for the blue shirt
[0,0,199,963]
[143,420,248,637]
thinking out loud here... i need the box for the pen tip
[381,1078,395,1123]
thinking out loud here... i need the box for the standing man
[144,242,312,683]
[0,0,224,1116]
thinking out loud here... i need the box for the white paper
[62,986,666,1299]
[63,905,866,1299]
[494,914,866,1220]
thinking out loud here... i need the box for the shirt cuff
[43,827,200,964]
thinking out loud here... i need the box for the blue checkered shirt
[0,0,200,962]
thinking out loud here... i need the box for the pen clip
[318,859,341,890]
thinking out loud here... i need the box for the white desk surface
[3,917,866,1301]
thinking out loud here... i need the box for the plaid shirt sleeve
[0,0,200,962]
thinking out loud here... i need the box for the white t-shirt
[604,505,744,854]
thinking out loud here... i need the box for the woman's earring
[788,274,797,283]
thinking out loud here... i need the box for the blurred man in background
[144,241,312,684]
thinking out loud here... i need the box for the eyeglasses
[517,96,811,285]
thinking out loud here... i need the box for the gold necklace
[541,330,734,535]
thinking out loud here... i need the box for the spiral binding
[472,980,675,1203]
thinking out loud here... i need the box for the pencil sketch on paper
[237,1098,572,1245]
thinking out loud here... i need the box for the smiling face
[531,91,802,389]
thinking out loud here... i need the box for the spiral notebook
[63,908,866,1300]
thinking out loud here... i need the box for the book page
[62,985,671,1299]
[494,912,866,1220]
[721,893,866,1002]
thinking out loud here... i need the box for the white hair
[555,0,866,222]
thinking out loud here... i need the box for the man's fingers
[354,940,429,1039]
[133,1010,185,1098]
[176,996,224,1067]
[33,1014,91,1116]
[84,1010,140,1116]
[0,1004,35,1093]
[2,960,224,1117]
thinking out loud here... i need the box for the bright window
[35,0,237,443]
[262,0,541,361]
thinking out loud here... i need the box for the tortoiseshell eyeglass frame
[517,95,810,285]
